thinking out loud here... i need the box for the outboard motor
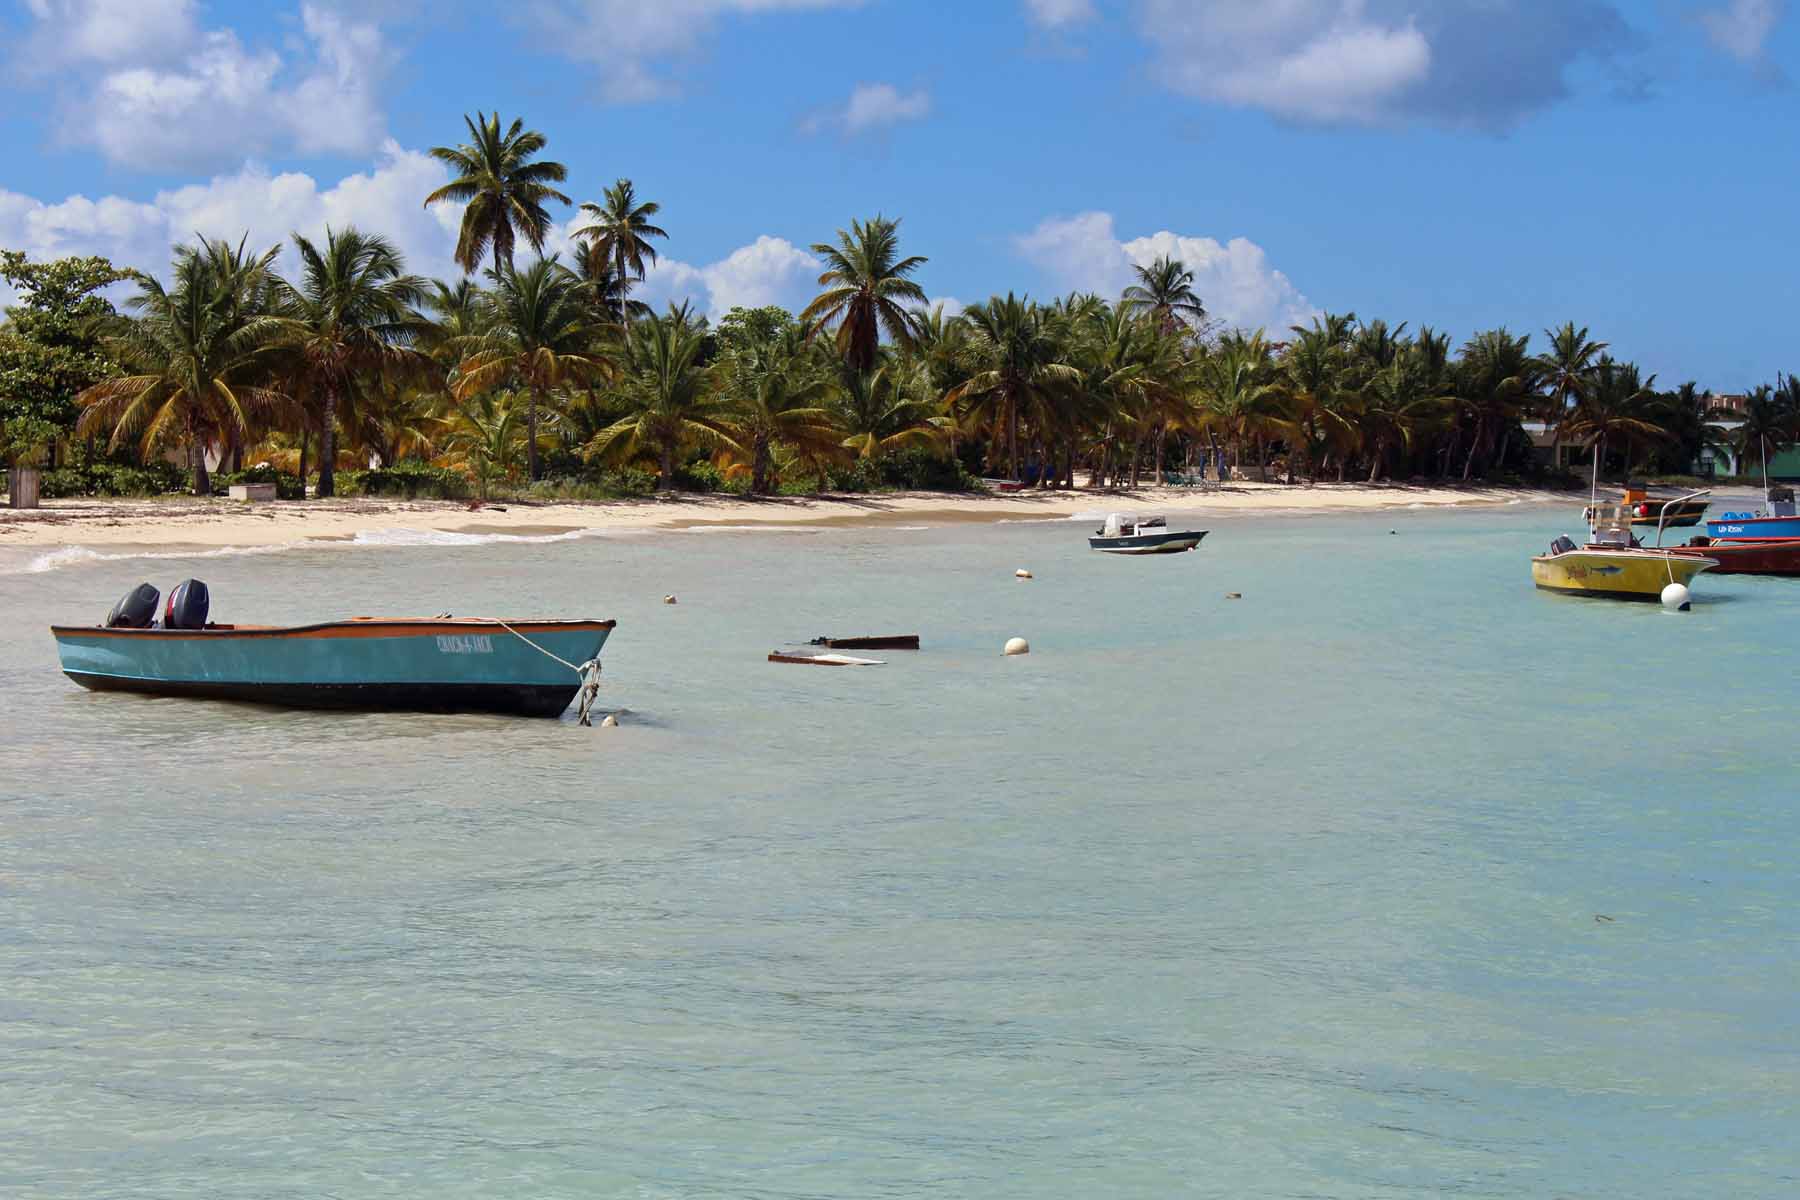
[1548,535,1577,557]
[1769,485,1796,518]
[162,579,210,630]
[106,582,160,628]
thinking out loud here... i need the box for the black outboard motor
[163,579,210,630]
[106,582,160,628]
[1548,535,1577,557]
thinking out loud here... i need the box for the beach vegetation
[23,118,1800,500]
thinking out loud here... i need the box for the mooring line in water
[478,618,604,727]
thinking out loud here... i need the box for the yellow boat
[1532,496,1718,602]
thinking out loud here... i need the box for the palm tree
[442,389,532,499]
[454,257,609,481]
[273,227,430,497]
[1276,319,1356,483]
[800,215,928,372]
[573,179,668,329]
[1560,356,1666,491]
[1453,328,1537,479]
[584,308,738,488]
[76,238,287,494]
[1360,354,1451,482]
[1535,321,1607,422]
[1122,256,1206,333]
[946,294,1080,482]
[424,113,571,276]
[1195,331,1280,474]
[835,358,943,463]
[1732,383,1792,491]
[723,325,843,494]
[571,239,653,326]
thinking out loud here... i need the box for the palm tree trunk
[318,386,339,498]
[527,387,541,482]
[298,424,309,497]
[753,435,770,495]
[660,441,674,491]
[1461,420,1481,481]
[1007,394,1020,482]
[618,246,630,331]
[187,416,210,496]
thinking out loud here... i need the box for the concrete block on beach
[228,483,277,502]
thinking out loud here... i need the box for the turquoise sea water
[2,503,1797,1198]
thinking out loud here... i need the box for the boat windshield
[1589,503,1635,546]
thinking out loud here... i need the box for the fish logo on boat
[435,634,494,654]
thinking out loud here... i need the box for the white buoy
[599,713,619,727]
[1015,568,1033,580]
[1003,636,1030,656]
[663,595,678,605]
[1661,582,1691,612]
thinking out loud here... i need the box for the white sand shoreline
[0,482,1588,554]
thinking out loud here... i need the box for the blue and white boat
[1088,513,1209,555]
[1706,487,1800,539]
[52,580,615,719]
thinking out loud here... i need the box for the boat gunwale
[49,617,617,641]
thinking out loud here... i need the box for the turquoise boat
[51,614,616,719]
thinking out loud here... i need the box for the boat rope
[480,618,604,726]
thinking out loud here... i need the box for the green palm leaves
[574,179,668,328]
[425,112,571,276]
[801,215,928,372]
[1122,256,1207,332]
[583,309,736,488]
[274,226,430,497]
[454,257,610,481]
[77,236,289,494]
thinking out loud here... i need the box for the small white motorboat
[1087,514,1208,555]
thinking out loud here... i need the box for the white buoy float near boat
[599,713,619,727]
[1003,637,1030,656]
[1661,582,1691,611]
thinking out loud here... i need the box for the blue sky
[1,0,1792,389]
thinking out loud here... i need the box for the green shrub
[39,459,188,497]
[874,448,981,492]
[342,462,471,500]
[212,464,304,499]
[669,460,743,494]
[523,470,658,501]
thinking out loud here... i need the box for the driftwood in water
[806,634,920,651]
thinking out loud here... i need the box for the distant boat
[1585,482,1709,529]
[53,581,614,718]
[1088,514,1208,555]
[1666,536,1800,577]
[1533,492,1716,601]
[1706,487,1800,539]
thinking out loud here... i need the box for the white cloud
[0,142,464,307]
[636,236,820,318]
[18,1,390,170]
[1014,211,1319,334]
[521,0,863,102]
[1137,1,1429,124]
[1023,0,1095,29]
[804,82,931,135]
[1698,0,1785,61]
[17,0,198,67]
[1132,0,1638,130]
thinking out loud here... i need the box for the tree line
[4,112,1796,500]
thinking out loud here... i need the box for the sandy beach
[0,481,1579,551]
